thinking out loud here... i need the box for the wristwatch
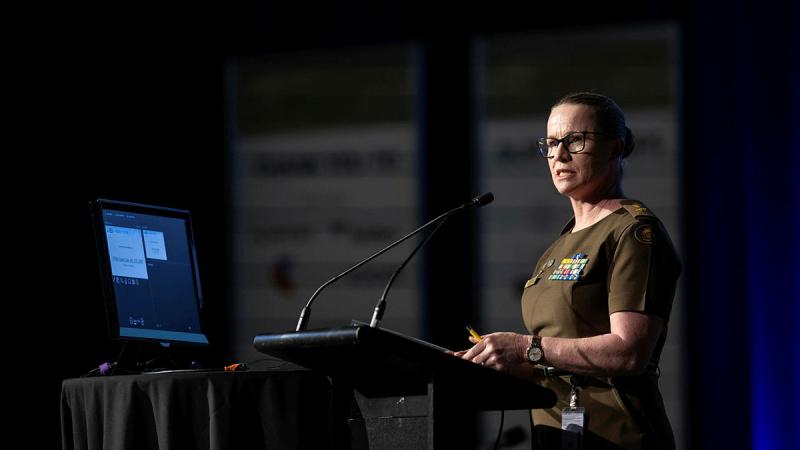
[526,335,544,364]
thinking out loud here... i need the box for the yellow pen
[465,324,482,342]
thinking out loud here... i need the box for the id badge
[561,407,586,450]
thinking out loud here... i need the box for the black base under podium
[254,325,556,449]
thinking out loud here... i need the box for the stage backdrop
[228,46,422,363]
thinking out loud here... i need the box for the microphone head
[456,192,495,210]
[473,192,494,207]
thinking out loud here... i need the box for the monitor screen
[91,199,209,345]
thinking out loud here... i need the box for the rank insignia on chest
[549,253,589,281]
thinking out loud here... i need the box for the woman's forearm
[538,311,663,377]
[540,333,646,377]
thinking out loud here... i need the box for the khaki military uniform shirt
[521,200,680,450]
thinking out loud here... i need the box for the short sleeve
[607,219,681,322]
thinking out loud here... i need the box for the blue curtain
[683,0,800,448]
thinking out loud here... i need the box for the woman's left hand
[461,332,530,372]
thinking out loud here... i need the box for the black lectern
[254,325,556,449]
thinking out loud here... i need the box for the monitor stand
[99,339,210,375]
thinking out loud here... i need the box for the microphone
[462,192,494,209]
[294,192,494,332]
[369,192,493,328]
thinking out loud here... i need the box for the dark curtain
[682,0,800,448]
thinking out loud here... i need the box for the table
[61,368,337,450]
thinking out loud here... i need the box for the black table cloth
[61,369,336,450]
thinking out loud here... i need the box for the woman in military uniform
[458,92,681,450]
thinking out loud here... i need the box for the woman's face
[545,103,620,201]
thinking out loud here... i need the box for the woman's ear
[608,137,625,160]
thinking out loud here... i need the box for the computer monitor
[90,199,209,346]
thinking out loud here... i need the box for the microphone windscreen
[475,192,494,207]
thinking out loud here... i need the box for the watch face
[528,346,543,362]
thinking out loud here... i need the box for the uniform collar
[559,217,576,235]
[558,205,631,236]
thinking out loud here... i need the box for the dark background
[13,2,798,449]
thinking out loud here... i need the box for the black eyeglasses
[536,131,616,158]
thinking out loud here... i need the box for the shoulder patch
[634,223,655,244]
[620,200,655,219]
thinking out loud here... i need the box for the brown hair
[552,92,635,158]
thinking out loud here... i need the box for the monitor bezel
[89,198,209,347]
